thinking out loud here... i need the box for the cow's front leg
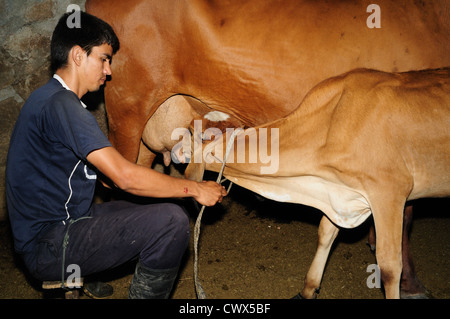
[367,204,428,298]
[298,215,339,299]
[371,196,405,299]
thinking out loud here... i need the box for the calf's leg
[368,204,428,298]
[371,197,405,299]
[298,215,339,299]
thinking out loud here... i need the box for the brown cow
[85,0,450,298]
[85,0,449,163]
[182,68,450,299]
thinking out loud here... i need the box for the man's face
[80,43,113,93]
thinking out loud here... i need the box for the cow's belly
[225,174,372,229]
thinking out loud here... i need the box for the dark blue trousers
[23,201,190,281]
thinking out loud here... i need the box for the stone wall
[0,0,95,221]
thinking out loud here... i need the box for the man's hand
[193,181,227,206]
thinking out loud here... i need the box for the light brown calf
[185,68,450,298]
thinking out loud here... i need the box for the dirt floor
[0,173,449,300]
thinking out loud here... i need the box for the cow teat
[189,111,243,142]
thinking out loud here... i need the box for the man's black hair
[50,10,120,73]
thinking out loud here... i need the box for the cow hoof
[291,290,318,299]
[400,291,432,299]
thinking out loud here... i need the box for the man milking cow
[5,11,226,299]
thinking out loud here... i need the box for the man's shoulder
[47,82,79,105]
[38,81,83,116]
[32,78,64,96]
[24,78,70,110]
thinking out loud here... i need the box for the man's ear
[70,45,85,67]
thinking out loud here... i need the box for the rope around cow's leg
[193,130,239,299]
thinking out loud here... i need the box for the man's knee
[140,203,190,269]
[145,202,190,246]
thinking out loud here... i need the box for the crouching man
[5,11,226,299]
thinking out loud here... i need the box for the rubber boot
[128,261,179,299]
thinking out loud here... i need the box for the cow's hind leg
[295,215,339,299]
[136,140,157,167]
[367,219,376,252]
[400,205,429,298]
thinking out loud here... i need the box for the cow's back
[309,68,450,200]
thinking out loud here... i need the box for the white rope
[194,129,239,299]
[64,160,82,224]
